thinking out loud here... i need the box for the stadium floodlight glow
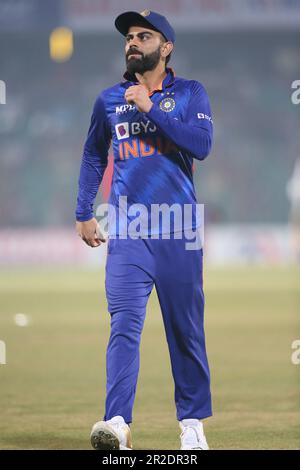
[49,27,74,63]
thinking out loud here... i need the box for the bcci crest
[140,10,150,17]
[159,97,176,112]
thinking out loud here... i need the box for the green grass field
[0,266,299,450]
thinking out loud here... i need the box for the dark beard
[126,46,161,77]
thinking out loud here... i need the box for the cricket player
[76,10,213,450]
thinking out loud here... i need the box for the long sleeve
[76,94,111,222]
[144,80,213,160]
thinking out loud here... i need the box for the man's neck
[135,65,168,94]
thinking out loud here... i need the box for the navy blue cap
[115,10,175,43]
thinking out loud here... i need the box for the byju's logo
[0,340,6,365]
[197,113,213,123]
[115,122,130,140]
[115,120,157,140]
[0,80,6,104]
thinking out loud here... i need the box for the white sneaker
[179,419,209,450]
[90,415,133,450]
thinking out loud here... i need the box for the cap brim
[115,11,158,36]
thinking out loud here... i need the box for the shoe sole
[91,428,120,450]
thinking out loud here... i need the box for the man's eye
[125,34,150,42]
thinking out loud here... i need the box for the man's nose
[127,36,139,48]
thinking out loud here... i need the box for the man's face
[125,25,164,75]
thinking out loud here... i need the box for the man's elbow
[195,134,213,161]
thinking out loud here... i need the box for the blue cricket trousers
[103,234,212,424]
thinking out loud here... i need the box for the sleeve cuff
[75,212,94,222]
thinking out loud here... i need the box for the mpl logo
[0,80,6,104]
[115,120,157,140]
[116,104,136,114]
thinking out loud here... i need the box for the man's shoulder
[92,81,127,113]
[174,75,207,93]
[97,81,127,101]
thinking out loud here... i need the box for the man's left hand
[124,84,153,113]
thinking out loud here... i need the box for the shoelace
[108,421,129,442]
[109,421,126,433]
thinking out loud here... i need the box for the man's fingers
[90,240,101,247]
[95,227,106,243]
[87,236,100,247]
[125,93,134,104]
[88,240,101,248]
[125,89,136,100]
[77,219,105,247]
[81,236,89,245]
[82,236,101,248]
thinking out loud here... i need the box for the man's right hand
[76,217,106,248]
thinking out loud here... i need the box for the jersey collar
[122,67,175,95]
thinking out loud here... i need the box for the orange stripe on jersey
[140,138,156,157]
[148,68,176,97]
[119,143,124,160]
[124,140,138,159]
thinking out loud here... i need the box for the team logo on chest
[159,97,176,112]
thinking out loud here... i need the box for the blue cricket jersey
[76,67,213,236]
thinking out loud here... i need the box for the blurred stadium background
[0,0,299,450]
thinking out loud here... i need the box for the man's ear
[161,41,173,60]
